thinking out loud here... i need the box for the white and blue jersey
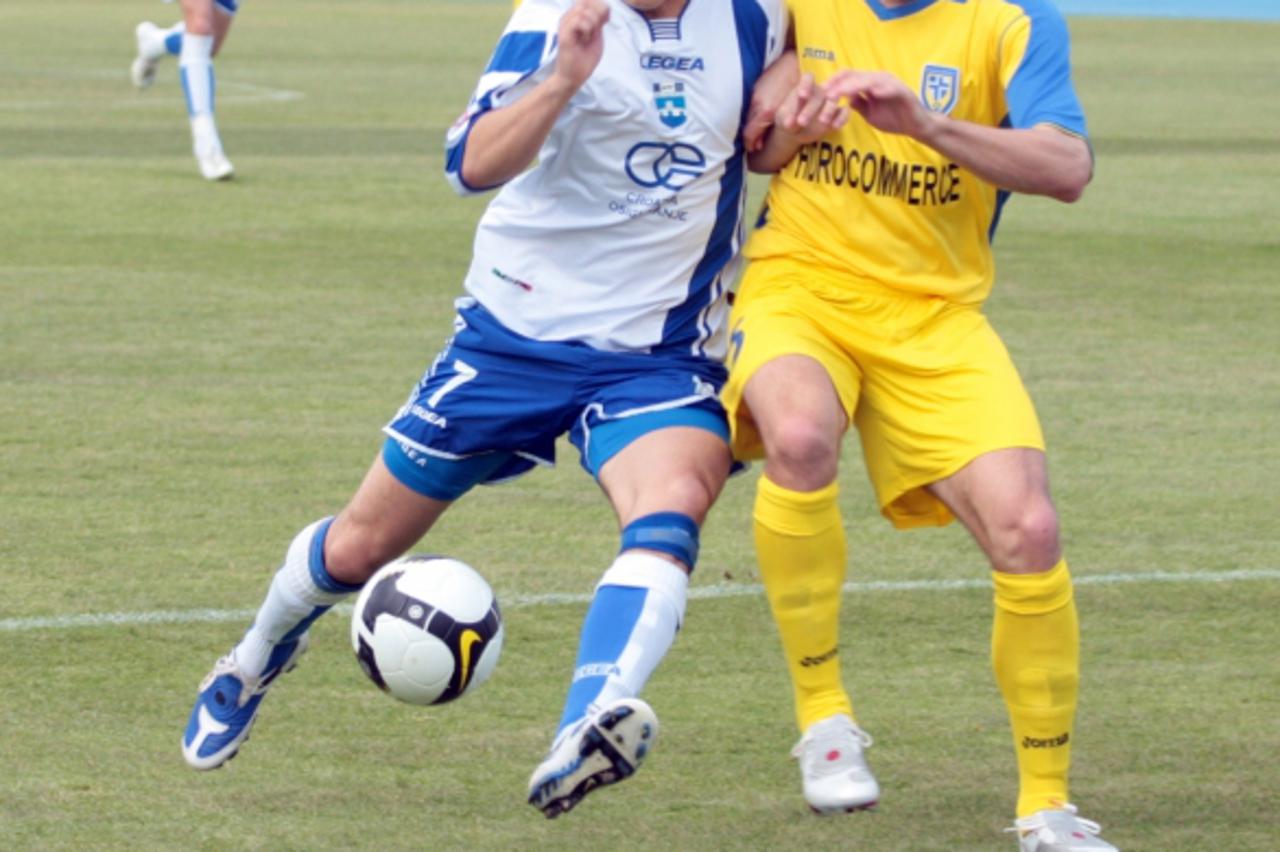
[445,0,786,356]
[385,0,782,493]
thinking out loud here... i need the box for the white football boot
[792,713,880,814]
[527,697,658,818]
[195,145,235,181]
[130,22,163,89]
[1010,803,1119,851]
[191,115,235,181]
[193,139,236,180]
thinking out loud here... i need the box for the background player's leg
[179,0,234,180]
[927,449,1080,818]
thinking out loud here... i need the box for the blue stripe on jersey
[1004,0,1088,136]
[863,0,940,21]
[445,122,505,194]
[445,31,551,194]
[730,0,771,109]
[988,116,1008,241]
[444,122,503,194]
[989,186,1012,242]
[988,115,1013,242]
[485,31,547,75]
[622,0,692,39]
[660,0,769,351]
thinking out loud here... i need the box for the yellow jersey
[746,0,1088,304]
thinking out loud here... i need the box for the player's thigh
[181,0,217,34]
[723,259,860,463]
[211,1,236,53]
[597,421,732,527]
[857,305,1044,529]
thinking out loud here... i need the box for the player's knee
[991,500,1061,571]
[657,467,723,522]
[323,516,403,583]
[761,415,840,486]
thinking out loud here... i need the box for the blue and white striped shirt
[445,0,786,355]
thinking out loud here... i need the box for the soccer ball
[351,555,504,706]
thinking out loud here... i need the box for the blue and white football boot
[181,634,309,770]
[527,697,659,819]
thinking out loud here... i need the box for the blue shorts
[215,0,239,15]
[382,299,729,499]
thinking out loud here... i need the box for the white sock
[556,552,688,732]
[233,518,357,677]
[140,21,185,60]
[179,33,220,152]
[598,553,688,701]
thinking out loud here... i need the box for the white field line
[0,72,303,112]
[3,568,1278,634]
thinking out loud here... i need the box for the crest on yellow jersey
[921,64,959,114]
[654,81,688,128]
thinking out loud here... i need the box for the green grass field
[2,2,1278,849]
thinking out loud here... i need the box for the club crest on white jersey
[654,81,688,128]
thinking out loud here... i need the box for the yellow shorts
[723,257,1045,529]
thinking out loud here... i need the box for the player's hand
[552,0,610,92]
[823,70,936,141]
[743,51,799,153]
[773,73,849,146]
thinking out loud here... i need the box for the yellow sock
[992,560,1079,817]
[754,475,853,732]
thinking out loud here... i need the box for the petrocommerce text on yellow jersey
[747,0,1088,305]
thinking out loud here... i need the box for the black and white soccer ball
[351,555,504,706]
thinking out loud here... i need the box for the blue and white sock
[179,33,221,153]
[163,23,185,57]
[556,552,688,735]
[138,22,185,61]
[233,518,361,678]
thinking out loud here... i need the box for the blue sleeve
[732,0,788,130]
[1004,0,1088,136]
[444,4,559,195]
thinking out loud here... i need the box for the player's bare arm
[460,0,609,188]
[747,71,849,174]
[743,50,798,154]
[825,69,1092,203]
